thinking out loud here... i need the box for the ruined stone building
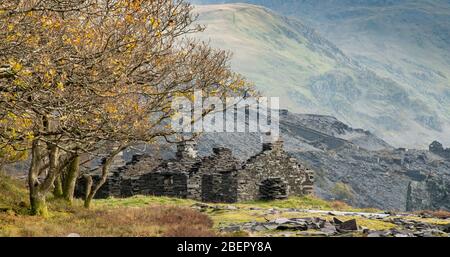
[75,140,314,203]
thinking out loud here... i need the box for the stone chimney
[262,140,284,152]
[176,141,198,159]
[261,132,283,153]
[280,109,289,116]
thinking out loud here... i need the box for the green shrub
[331,182,354,202]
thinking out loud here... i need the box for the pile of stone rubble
[191,202,450,237]
[220,217,358,236]
[219,216,450,237]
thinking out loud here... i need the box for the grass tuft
[416,210,450,219]
[238,195,379,213]
[0,205,215,237]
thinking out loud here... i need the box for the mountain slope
[192,2,450,148]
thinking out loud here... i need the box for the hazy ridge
[192,1,450,148]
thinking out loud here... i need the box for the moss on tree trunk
[29,190,48,216]
[84,197,92,209]
[53,175,63,198]
[27,139,59,217]
[83,175,93,208]
[63,155,80,204]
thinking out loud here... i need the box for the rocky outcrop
[294,146,450,211]
[407,175,450,212]
[429,141,450,159]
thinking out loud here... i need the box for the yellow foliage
[9,60,22,73]
[56,82,64,91]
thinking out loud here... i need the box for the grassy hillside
[192,2,450,148]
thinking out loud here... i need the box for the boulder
[337,219,358,231]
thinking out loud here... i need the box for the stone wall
[75,141,315,203]
[134,146,201,198]
[75,171,121,199]
[259,177,289,200]
[237,140,314,201]
[119,154,163,177]
[136,171,189,198]
[75,142,200,200]
[201,172,238,203]
[195,147,241,202]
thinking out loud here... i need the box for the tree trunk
[28,139,60,216]
[84,146,125,209]
[63,154,80,204]
[83,175,93,208]
[84,197,92,209]
[53,175,63,198]
[28,140,49,216]
[29,190,48,216]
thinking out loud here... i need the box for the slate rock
[276,223,308,231]
[273,218,291,224]
[221,225,241,232]
[394,233,409,237]
[251,225,268,232]
[332,217,343,225]
[441,224,450,233]
[297,231,331,237]
[338,219,358,231]
[320,222,337,235]
[307,218,326,230]
[367,232,383,237]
